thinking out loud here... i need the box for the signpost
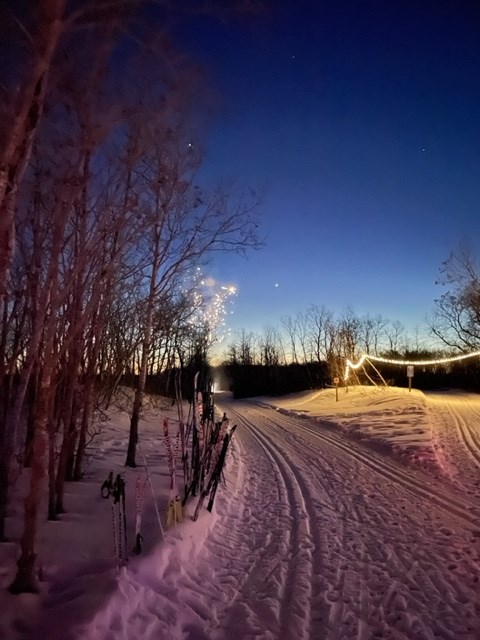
[406,365,414,392]
[334,376,340,402]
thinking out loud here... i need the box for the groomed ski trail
[79,396,480,640]
[222,399,480,640]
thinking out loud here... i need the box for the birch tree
[5,12,143,592]
[124,107,260,466]
[2,0,263,595]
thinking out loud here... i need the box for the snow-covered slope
[1,387,479,639]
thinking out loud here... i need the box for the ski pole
[141,451,165,540]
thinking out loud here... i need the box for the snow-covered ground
[1,385,480,639]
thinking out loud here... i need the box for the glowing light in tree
[344,351,480,381]
[188,271,238,344]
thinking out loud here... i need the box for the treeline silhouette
[375,360,480,392]
[128,357,480,402]
[220,362,329,398]
[219,358,480,398]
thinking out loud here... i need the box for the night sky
[175,0,480,338]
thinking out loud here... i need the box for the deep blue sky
[175,0,480,337]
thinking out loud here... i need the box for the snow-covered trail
[426,391,480,500]
[80,397,480,640]
[212,399,480,640]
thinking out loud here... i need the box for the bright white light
[344,351,480,381]
[188,277,238,344]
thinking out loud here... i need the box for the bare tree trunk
[9,347,55,593]
[47,417,57,521]
[54,183,86,509]
[0,294,10,540]
[0,294,9,424]
[55,377,78,511]
[0,0,66,298]
[24,369,39,467]
[72,377,94,481]
[0,341,38,541]
[62,391,79,484]
[125,236,160,467]
[73,306,106,481]
[0,457,9,542]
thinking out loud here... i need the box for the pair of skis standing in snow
[102,372,236,565]
[101,463,157,565]
[101,471,129,564]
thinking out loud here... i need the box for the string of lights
[344,350,480,381]
[188,268,237,344]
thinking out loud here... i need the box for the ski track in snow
[426,393,480,494]
[220,412,316,640]
[221,400,480,640]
